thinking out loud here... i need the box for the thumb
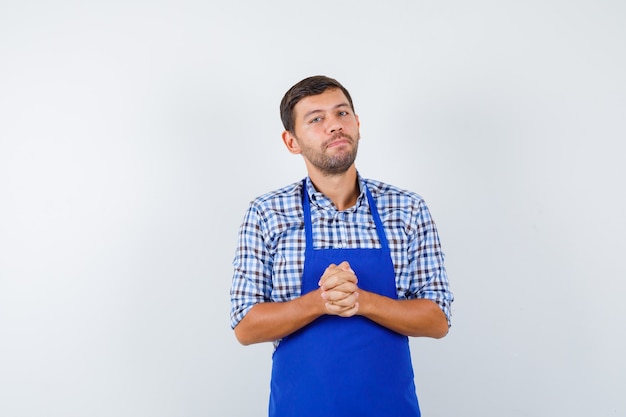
[339,261,353,272]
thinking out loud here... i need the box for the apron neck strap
[301,178,389,249]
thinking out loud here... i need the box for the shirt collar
[304,172,367,212]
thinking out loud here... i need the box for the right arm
[235,262,360,345]
[231,200,328,345]
[234,288,325,345]
[230,199,359,346]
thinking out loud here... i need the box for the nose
[327,115,343,133]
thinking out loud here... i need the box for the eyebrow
[302,103,351,120]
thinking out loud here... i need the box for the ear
[282,130,301,155]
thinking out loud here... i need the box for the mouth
[325,134,352,149]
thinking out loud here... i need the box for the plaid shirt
[230,174,453,330]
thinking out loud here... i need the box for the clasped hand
[318,261,359,317]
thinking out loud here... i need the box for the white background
[1,1,624,416]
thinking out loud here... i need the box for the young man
[230,75,453,417]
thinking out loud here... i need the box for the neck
[307,166,359,211]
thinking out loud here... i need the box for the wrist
[355,289,372,316]
[299,287,327,316]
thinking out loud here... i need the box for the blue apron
[269,181,420,417]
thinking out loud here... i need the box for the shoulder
[362,177,425,207]
[362,177,437,235]
[244,180,305,225]
[240,180,305,242]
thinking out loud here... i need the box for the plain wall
[1,1,624,416]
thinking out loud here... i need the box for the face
[282,88,360,176]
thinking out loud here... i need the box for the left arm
[322,196,453,338]
[320,270,449,339]
[356,291,448,338]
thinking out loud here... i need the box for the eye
[338,111,349,116]
[309,116,323,124]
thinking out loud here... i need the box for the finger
[323,290,359,305]
[325,301,359,317]
[319,269,358,290]
[338,261,353,272]
[321,284,358,301]
[319,262,352,281]
[338,302,359,317]
[318,263,343,286]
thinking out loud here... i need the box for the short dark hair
[279,75,355,133]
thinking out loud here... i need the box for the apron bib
[269,181,420,417]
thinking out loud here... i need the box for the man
[230,75,453,417]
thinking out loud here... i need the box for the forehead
[293,88,350,117]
